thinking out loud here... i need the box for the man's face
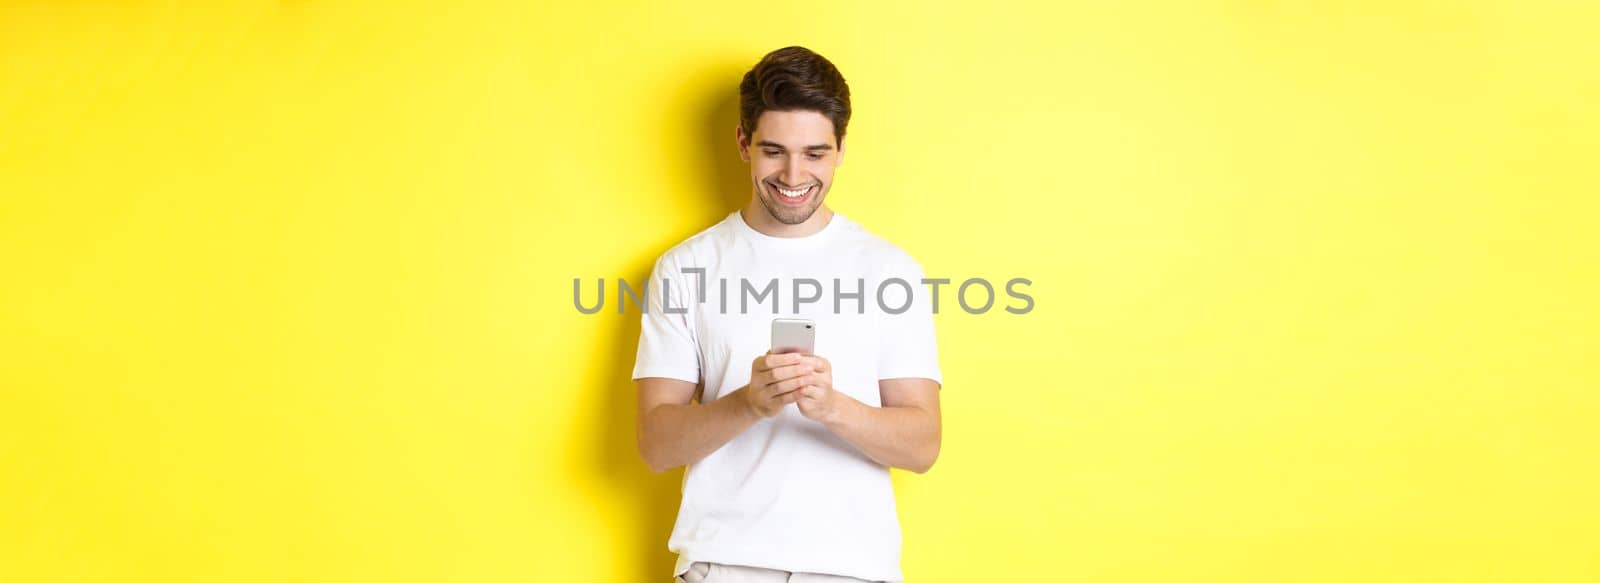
[738,110,844,225]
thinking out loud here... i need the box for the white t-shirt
[632,210,941,582]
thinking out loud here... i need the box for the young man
[633,46,942,583]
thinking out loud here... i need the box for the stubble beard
[757,183,823,225]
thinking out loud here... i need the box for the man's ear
[737,125,750,162]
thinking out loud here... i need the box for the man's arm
[820,378,942,473]
[636,377,759,473]
[635,353,814,473]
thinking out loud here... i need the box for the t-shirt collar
[729,208,841,249]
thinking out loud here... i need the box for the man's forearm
[822,395,940,473]
[639,385,759,473]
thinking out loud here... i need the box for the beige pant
[675,561,884,583]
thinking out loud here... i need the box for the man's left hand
[795,354,846,424]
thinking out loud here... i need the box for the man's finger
[761,376,805,396]
[766,374,812,395]
[795,355,827,372]
[764,386,800,403]
[755,352,801,372]
[763,363,811,383]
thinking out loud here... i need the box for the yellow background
[3,1,1597,581]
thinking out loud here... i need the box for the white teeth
[776,184,811,198]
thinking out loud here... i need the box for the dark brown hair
[739,46,851,148]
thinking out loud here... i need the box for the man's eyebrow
[755,140,834,152]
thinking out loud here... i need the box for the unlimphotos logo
[574,270,1033,316]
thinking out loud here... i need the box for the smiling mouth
[769,181,816,203]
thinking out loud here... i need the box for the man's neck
[739,201,834,238]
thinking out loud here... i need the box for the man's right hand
[744,351,813,418]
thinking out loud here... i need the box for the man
[633,46,941,583]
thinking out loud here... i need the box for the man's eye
[807,154,823,160]
[764,150,781,156]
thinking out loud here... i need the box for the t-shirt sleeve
[631,253,701,383]
[877,258,943,386]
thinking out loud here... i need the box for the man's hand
[744,351,810,418]
[794,355,843,424]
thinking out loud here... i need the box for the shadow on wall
[584,68,752,580]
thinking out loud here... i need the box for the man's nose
[783,160,806,186]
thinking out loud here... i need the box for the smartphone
[770,318,815,355]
